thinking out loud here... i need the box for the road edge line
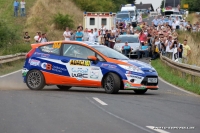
[0,69,22,78]
[158,76,199,97]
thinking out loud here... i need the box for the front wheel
[57,85,71,90]
[104,73,121,94]
[134,89,147,94]
[26,70,45,90]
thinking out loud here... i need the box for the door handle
[61,59,68,63]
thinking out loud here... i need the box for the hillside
[25,0,83,41]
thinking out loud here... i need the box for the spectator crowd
[23,9,198,64]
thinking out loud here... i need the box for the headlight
[119,65,144,74]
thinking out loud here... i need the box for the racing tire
[57,85,71,90]
[104,73,120,94]
[134,89,147,94]
[26,70,45,90]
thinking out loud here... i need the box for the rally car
[22,41,159,94]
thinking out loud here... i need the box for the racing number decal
[53,42,62,49]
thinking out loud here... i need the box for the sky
[136,0,162,10]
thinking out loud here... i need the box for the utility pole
[164,0,166,8]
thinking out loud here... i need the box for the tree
[181,0,200,12]
[126,0,136,4]
[160,0,164,8]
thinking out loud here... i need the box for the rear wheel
[26,70,45,90]
[104,73,120,94]
[57,85,71,90]
[134,89,147,94]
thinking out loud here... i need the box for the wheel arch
[101,71,124,90]
[26,69,46,85]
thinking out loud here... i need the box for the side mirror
[87,56,97,61]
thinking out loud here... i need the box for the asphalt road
[0,18,200,133]
[0,57,200,133]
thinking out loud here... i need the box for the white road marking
[93,97,108,105]
[86,97,155,133]
[146,126,170,133]
[0,69,22,78]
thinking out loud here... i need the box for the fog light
[130,79,135,83]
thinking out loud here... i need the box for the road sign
[183,4,189,8]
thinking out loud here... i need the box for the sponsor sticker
[29,59,40,66]
[91,67,100,70]
[90,70,99,79]
[108,65,117,68]
[71,67,89,80]
[126,74,142,79]
[34,52,50,58]
[101,63,109,67]
[53,41,62,49]
[69,60,91,66]
[22,68,29,76]
[41,62,52,70]
[41,62,67,73]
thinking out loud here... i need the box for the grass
[0,59,25,76]
[0,0,83,55]
[176,13,200,66]
[142,14,148,19]
[151,59,200,95]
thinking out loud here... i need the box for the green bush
[0,20,19,48]
[53,13,74,30]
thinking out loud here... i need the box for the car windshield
[116,36,139,43]
[92,46,129,60]
[117,14,129,19]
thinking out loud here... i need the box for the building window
[90,18,95,25]
[101,18,107,25]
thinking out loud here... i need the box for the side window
[40,44,60,55]
[97,54,105,61]
[63,44,95,59]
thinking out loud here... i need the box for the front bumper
[123,80,159,90]
[123,74,159,90]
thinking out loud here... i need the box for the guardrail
[0,53,26,64]
[160,55,200,84]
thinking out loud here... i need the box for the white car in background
[114,35,140,57]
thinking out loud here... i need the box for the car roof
[31,40,90,49]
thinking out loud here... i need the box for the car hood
[119,59,156,72]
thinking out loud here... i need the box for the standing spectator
[165,36,173,59]
[94,28,99,42]
[182,39,191,63]
[63,27,71,41]
[175,17,180,29]
[20,0,26,17]
[70,30,76,41]
[75,27,83,41]
[152,16,159,27]
[100,25,106,44]
[13,0,19,17]
[83,28,89,41]
[39,33,48,43]
[88,29,95,42]
[24,32,30,43]
[109,33,115,48]
[104,30,110,47]
[34,32,39,43]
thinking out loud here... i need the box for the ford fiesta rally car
[22,41,159,94]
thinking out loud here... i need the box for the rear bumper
[123,80,159,90]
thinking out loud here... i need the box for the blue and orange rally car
[22,41,159,94]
